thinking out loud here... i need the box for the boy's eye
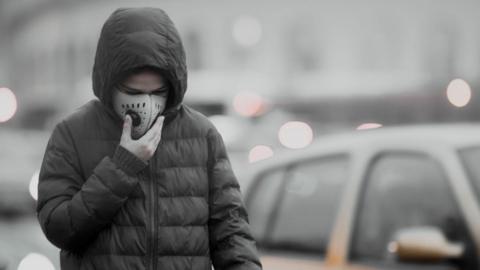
[152,90,168,96]
[118,85,141,95]
[125,89,141,95]
[118,84,169,96]
[151,87,169,96]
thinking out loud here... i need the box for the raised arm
[36,120,147,253]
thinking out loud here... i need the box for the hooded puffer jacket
[36,7,262,270]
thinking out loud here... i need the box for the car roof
[242,123,480,184]
[313,122,480,149]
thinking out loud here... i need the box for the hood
[92,7,187,117]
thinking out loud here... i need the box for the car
[242,123,480,270]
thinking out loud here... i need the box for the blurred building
[1,0,480,132]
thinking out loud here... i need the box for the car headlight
[17,253,55,270]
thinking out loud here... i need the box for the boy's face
[121,70,169,108]
[112,69,170,138]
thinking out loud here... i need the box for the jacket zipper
[149,154,158,270]
[150,113,169,270]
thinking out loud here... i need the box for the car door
[245,154,350,270]
[346,151,478,270]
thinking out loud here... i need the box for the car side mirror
[388,226,464,262]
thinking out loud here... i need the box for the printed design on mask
[112,87,165,139]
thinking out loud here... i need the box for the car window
[246,167,286,243]
[459,146,480,206]
[350,152,477,269]
[267,155,349,256]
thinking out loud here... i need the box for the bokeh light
[278,121,314,149]
[357,123,383,130]
[248,145,274,163]
[446,78,472,108]
[0,87,17,122]
[387,242,398,254]
[232,16,262,47]
[233,91,266,117]
[17,253,55,270]
[29,170,40,201]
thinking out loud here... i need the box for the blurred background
[2,0,480,269]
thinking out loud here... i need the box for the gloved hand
[119,114,165,162]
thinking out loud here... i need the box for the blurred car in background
[243,123,480,270]
[0,130,59,270]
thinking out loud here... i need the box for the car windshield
[459,146,480,205]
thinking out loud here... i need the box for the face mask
[112,86,167,139]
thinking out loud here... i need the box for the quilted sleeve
[36,120,148,253]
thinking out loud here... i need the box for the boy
[36,7,263,270]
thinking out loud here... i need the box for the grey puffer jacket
[36,7,262,270]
